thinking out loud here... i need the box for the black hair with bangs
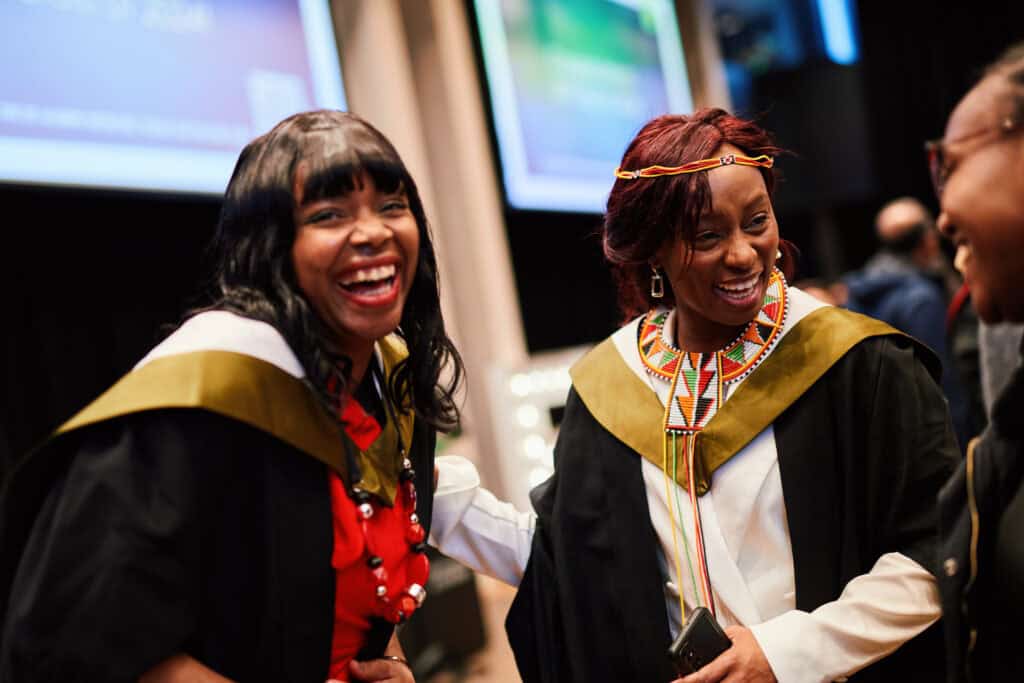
[192,110,463,432]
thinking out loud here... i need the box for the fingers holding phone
[668,606,731,675]
[672,624,776,683]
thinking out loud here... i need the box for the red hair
[603,108,794,321]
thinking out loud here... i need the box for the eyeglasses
[925,116,1020,199]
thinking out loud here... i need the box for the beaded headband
[614,153,774,180]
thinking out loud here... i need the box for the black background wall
[3,2,1024,478]
[2,187,218,472]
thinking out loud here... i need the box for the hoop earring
[650,266,665,299]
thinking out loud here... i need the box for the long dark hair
[192,110,462,432]
[602,108,795,321]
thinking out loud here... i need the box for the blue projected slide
[474,0,693,214]
[0,0,346,194]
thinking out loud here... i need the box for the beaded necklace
[338,364,429,625]
[638,268,788,622]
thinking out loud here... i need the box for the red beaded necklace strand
[338,365,429,625]
[347,458,429,623]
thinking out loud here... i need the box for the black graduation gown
[506,333,958,683]
[0,395,435,681]
[939,360,1024,682]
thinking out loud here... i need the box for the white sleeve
[428,455,536,586]
[748,552,941,683]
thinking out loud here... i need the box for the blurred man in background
[842,197,971,446]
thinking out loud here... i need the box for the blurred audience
[840,197,972,447]
[790,278,841,305]
[945,282,988,441]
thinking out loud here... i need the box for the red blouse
[327,397,425,681]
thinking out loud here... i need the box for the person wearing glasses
[0,111,463,682]
[934,42,1024,683]
[431,109,958,682]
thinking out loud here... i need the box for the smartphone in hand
[667,606,732,676]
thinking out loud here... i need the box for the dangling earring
[650,266,664,299]
[776,249,783,261]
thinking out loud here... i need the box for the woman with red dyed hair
[430,109,957,682]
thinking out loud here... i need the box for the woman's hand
[346,656,414,682]
[344,631,414,682]
[672,626,776,683]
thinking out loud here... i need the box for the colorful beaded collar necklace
[638,268,788,429]
[638,268,788,621]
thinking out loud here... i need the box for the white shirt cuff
[748,552,941,683]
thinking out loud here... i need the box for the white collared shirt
[430,289,940,683]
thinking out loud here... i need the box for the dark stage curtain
[1,187,218,481]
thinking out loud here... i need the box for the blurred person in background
[432,109,958,683]
[944,280,988,444]
[0,110,464,682]
[840,197,975,447]
[934,41,1024,683]
[789,278,841,305]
